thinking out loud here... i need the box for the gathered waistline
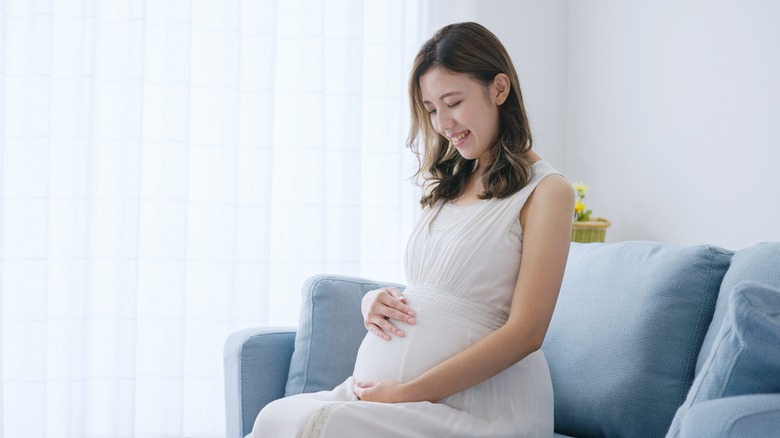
[403,283,508,331]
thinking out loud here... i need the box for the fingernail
[408,317,416,324]
[409,310,415,317]
[397,330,404,337]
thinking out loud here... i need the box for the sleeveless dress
[253,161,561,438]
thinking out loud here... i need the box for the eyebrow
[422,91,464,105]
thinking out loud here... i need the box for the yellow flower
[572,182,594,222]
[572,182,589,193]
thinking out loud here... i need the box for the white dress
[253,161,560,438]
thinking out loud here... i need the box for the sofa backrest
[696,242,780,374]
[284,275,405,396]
[541,241,732,438]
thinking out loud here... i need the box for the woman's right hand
[361,287,416,341]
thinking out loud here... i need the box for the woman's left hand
[353,378,410,403]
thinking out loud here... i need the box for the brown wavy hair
[408,22,534,207]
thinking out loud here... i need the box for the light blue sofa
[224,241,780,438]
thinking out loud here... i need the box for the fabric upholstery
[696,242,780,374]
[224,242,780,438]
[678,394,780,438]
[223,328,296,438]
[667,281,780,437]
[542,241,732,438]
[284,275,404,396]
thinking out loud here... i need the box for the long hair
[408,22,534,207]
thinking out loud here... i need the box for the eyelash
[427,101,461,115]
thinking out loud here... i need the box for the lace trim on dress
[302,403,339,438]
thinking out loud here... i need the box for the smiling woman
[420,68,506,162]
[407,22,538,208]
[251,21,574,438]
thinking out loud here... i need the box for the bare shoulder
[523,174,575,218]
[520,173,574,257]
[535,174,574,200]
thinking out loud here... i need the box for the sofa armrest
[224,327,296,438]
[679,394,780,438]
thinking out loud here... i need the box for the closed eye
[447,101,461,109]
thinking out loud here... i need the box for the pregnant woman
[252,22,574,438]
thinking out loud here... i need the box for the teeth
[451,131,468,143]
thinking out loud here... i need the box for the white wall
[563,0,780,249]
[421,0,780,250]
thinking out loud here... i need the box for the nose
[434,109,454,133]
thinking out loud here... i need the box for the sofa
[224,241,780,438]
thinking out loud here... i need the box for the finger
[383,307,416,325]
[354,380,374,388]
[353,380,377,400]
[387,309,416,324]
[379,291,415,317]
[368,316,404,338]
[371,296,415,325]
[367,323,392,341]
[378,318,405,337]
[385,287,405,301]
[370,315,402,335]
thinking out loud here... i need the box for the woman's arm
[354,174,574,403]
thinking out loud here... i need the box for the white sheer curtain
[0,0,423,436]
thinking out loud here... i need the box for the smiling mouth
[450,131,470,146]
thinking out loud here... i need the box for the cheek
[473,109,499,139]
[430,118,446,136]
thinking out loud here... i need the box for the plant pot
[571,217,612,243]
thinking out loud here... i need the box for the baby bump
[352,285,508,383]
[352,309,475,383]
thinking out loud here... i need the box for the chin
[457,151,481,162]
[455,148,477,160]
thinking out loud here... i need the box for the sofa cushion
[284,275,403,396]
[542,241,732,438]
[696,242,780,374]
[666,281,780,437]
[678,394,780,438]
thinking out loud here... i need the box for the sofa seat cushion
[666,281,780,437]
[542,241,732,438]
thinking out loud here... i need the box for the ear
[492,73,511,105]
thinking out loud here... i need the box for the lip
[449,130,470,147]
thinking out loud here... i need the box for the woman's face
[420,67,507,163]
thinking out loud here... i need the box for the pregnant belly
[352,287,505,383]
[352,312,472,383]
